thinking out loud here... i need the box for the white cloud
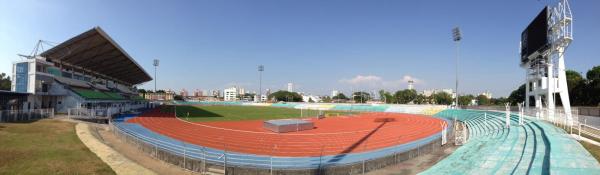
[339,75,423,90]
[339,75,383,85]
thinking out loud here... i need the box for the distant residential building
[212,90,220,97]
[287,83,294,92]
[180,89,188,97]
[421,89,435,97]
[145,90,175,101]
[193,89,204,97]
[224,87,238,101]
[238,88,245,95]
[253,94,268,102]
[408,80,414,90]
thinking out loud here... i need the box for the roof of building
[40,27,152,85]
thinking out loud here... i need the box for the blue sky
[1,0,599,97]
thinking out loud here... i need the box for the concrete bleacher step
[205,167,225,175]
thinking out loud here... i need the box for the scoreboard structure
[520,0,573,123]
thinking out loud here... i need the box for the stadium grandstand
[10,27,152,115]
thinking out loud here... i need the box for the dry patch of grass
[579,141,600,162]
[0,119,114,175]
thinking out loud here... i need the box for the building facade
[224,87,238,101]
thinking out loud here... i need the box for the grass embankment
[0,120,114,175]
[163,105,358,122]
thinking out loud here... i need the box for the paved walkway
[76,122,156,175]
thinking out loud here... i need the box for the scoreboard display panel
[521,6,549,64]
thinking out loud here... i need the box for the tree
[174,95,184,101]
[585,66,600,106]
[268,90,302,102]
[394,89,417,104]
[586,66,600,82]
[378,90,394,104]
[137,89,147,94]
[0,73,10,90]
[414,94,426,104]
[308,97,315,103]
[322,96,332,103]
[433,92,453,105]
[156,90,166,93]
[477,95,490,105]
[332,93,349,100]
[561,70,585,106]
[378,90,386,102]
[508,84,526,105]
[491,97,508,105]
[458,95,474,106]
[353,91,371,103]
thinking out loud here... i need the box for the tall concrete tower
[408,80,414,90]
[287,83,294,92]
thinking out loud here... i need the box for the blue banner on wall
[15,62,28,93]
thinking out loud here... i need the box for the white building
[331,90,340,97]
[287,83,294,92]
[224,87,238,101]
[302,95,321,103]
[253,94,268,102]
[421,88,456,98]
[238,88,245,95]
[408,80,414,90]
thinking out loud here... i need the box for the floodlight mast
[258,65,264,102]
[452,27,462,108]
[522,0,573,124]
[153,59,159,93]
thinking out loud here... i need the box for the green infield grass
[162,105,358,122]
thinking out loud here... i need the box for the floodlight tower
[452,27,462,108]
[521,0,573,124]
[153,59,159,93]
[258,65,264,102]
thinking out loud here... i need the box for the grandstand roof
[40,27,152,85]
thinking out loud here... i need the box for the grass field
[0,120,114,175]
[163,105,358,122]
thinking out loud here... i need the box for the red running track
[127,109,446,157]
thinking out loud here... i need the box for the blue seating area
[420,109,600,175]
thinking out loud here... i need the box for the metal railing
[0,108,55,122]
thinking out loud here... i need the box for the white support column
[557,48,573,126]
[518,103,524,125]
[505,103,511,128]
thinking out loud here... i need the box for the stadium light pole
[153,59,159,93]
[452,27,462,109]
[258,65,264,102]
